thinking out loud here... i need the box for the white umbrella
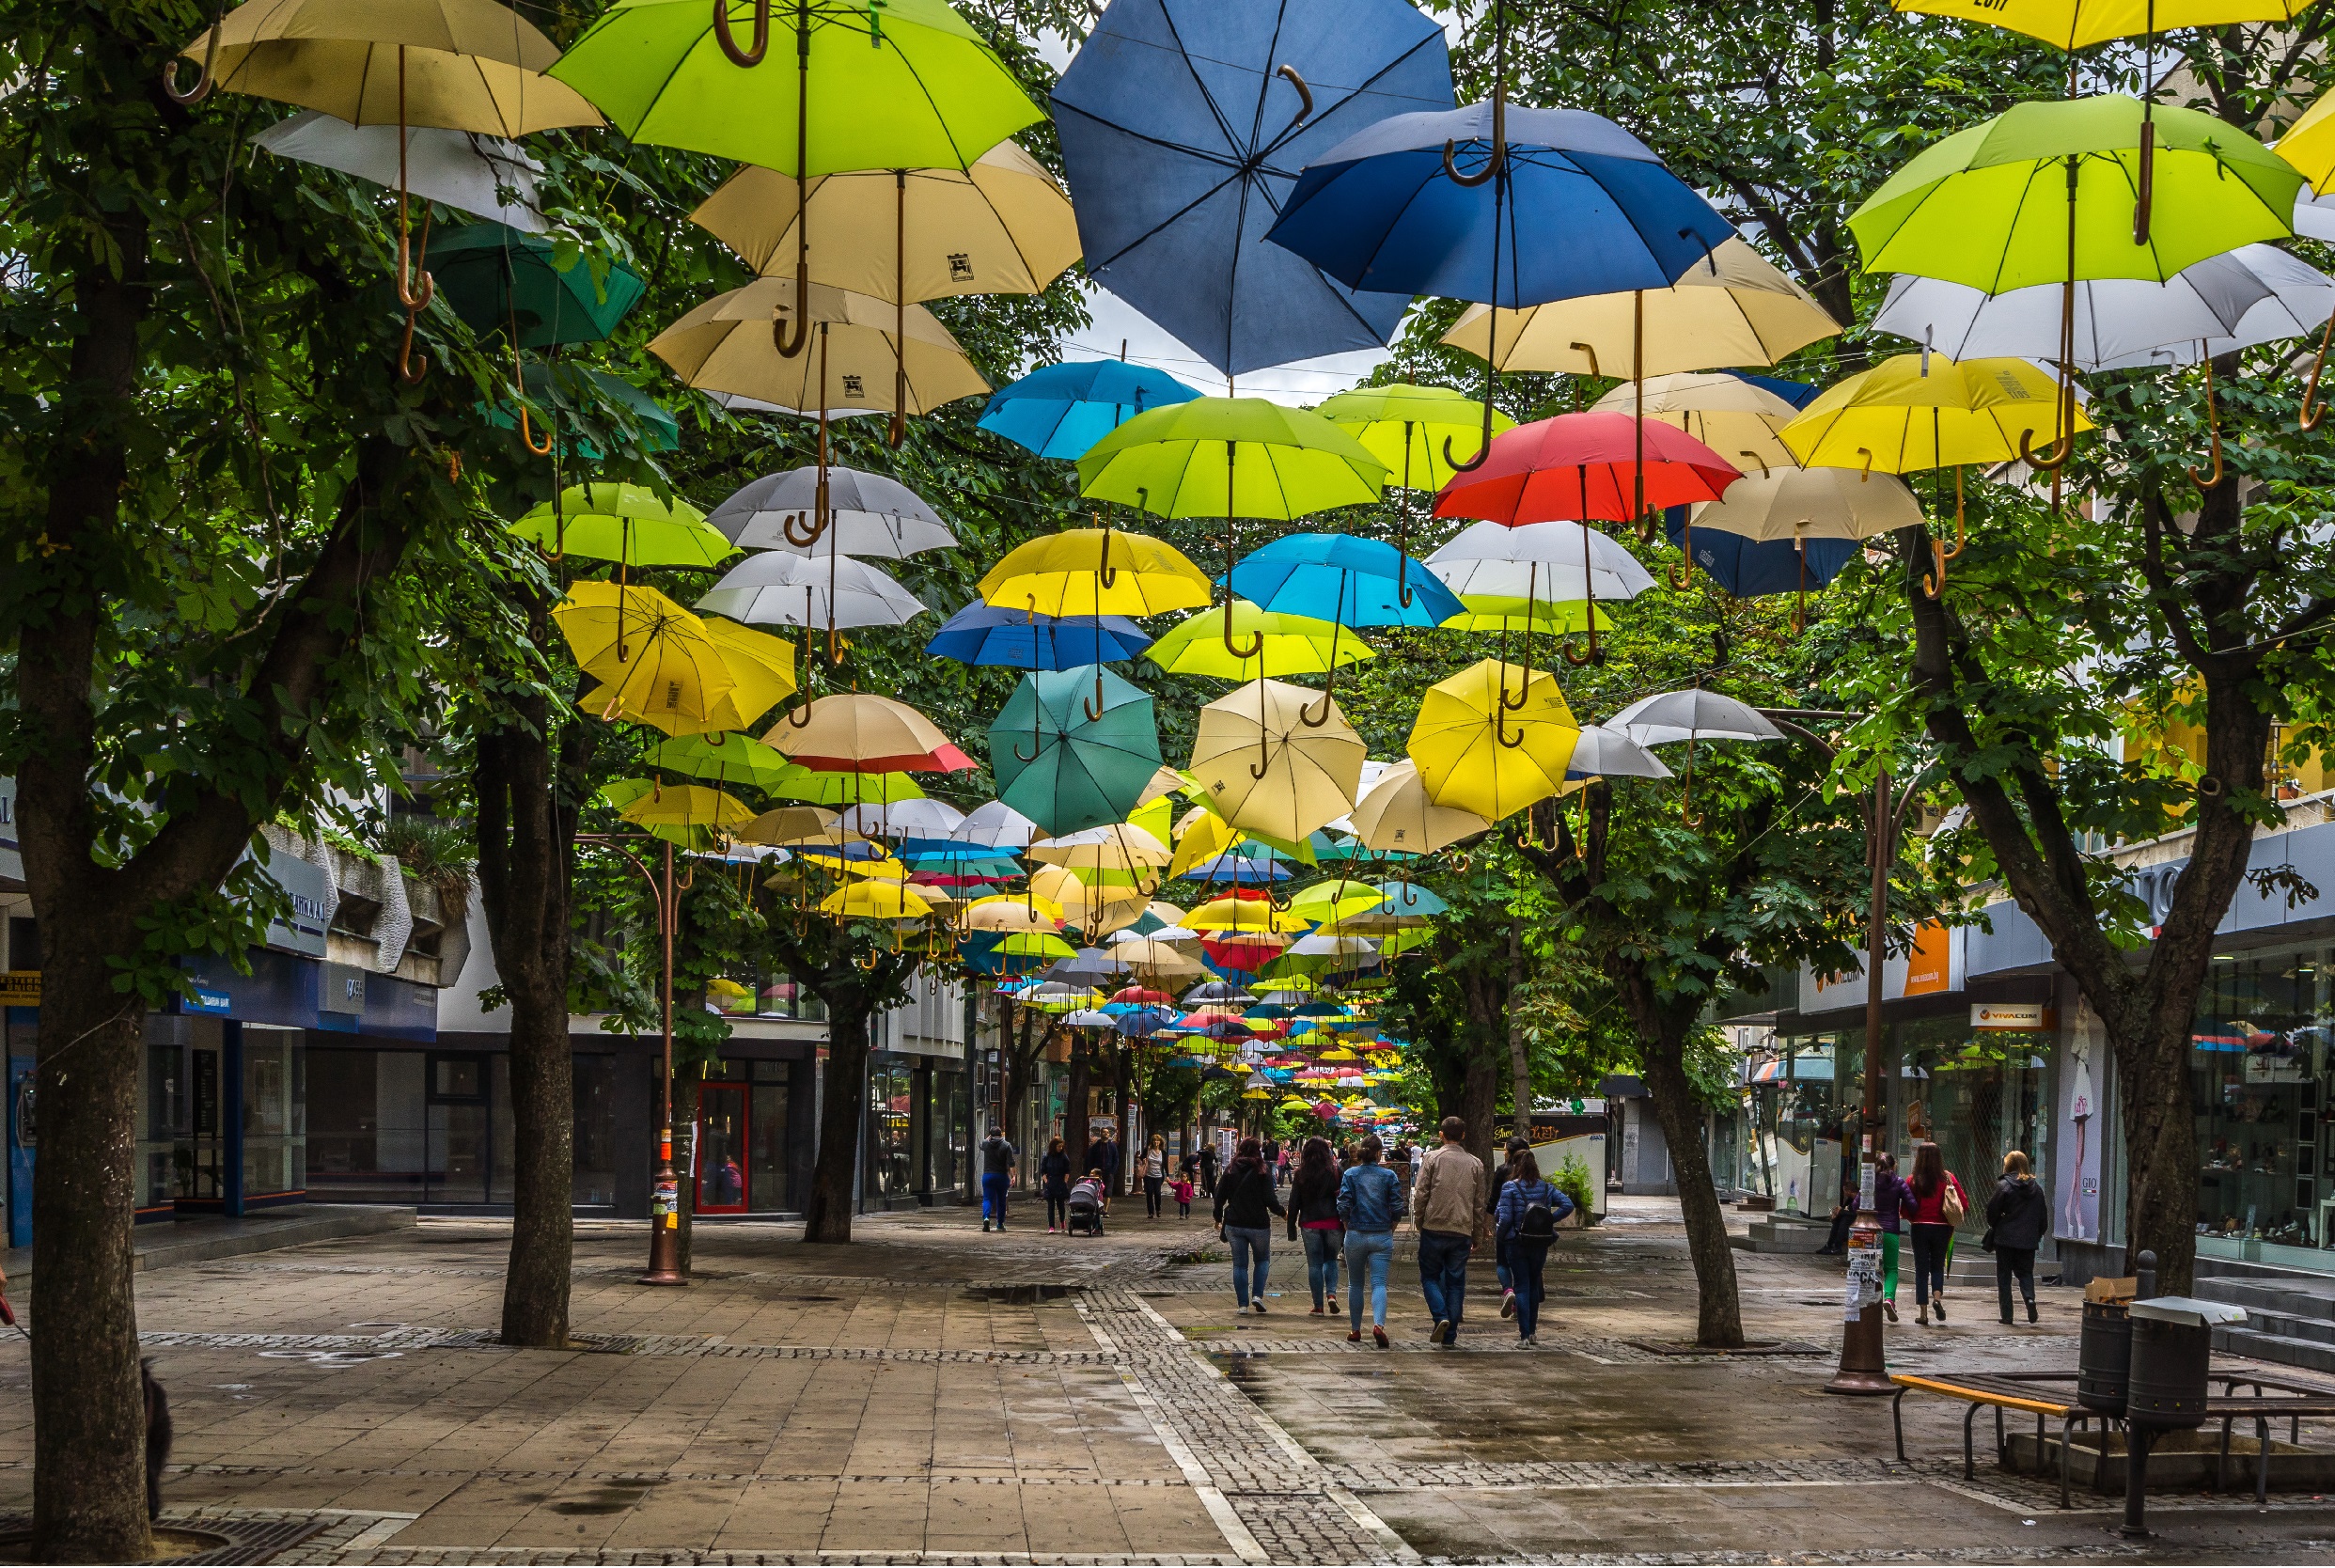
[834,798,967,839]
[1065,1009,1120,1028]
[1287,933,1376,957]
[1426,521,1656,604]
[2295,188,2335,243]
[696,552,927,630]
[2091,246,2335,368]
[708,465,957,557]
[1564,725,1673,779]
[251,111,547,231]
[954,799,1042,850]
[1873,254,2276,370]
[1687,465,1924,542]
[1591,372,1806,473]
[1608,690,1781,745]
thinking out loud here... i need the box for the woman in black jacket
[1985,1150,2050,1324]
[1039,1137,1073,1234]
[1214,1137,1288,1314]
[1286,1137,1343,1314]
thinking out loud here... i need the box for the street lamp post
[579,832,688,1287]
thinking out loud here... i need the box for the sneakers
[1252,1301,1268,1315]
[1309,1306,1325,1316]
[1882,1300,1898,1324]
[982,1219,992,1232]
[1047,1226,1058,1234]
[1431,1318,1450,1345]
[1371,1325,1389,1349]
[1347,1329,1363,1342]
[1501,1289,1517,1320]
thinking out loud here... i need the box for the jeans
[1227,1225,1272,1307]
[1418,1229,1472,1336]
[1997,1246,2037,1319]
[1144,1176,1165,1217]
[1301,1227,1341,1309]
[1045,1192,1067,1228]
[981,1172,1011,1226]
[1344,1231,1393,1330]
[1511,1237,1552,1338]
[1494,1233,1515,1294]
[1910,1222,1953,1306]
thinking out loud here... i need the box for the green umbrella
[427,222,647,347]
[551,0,1040,360]
[509,483,735,569]
[483,362,680,458]
[764,764,926,806]
[642,732,797,789]
[1077,397,1387,659]
[990,666,1162,838]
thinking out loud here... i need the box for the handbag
[1942,1183,1967,1227]
[1980,1225,1997,1252]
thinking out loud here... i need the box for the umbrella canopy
[555,584,737,734]
[696,551,929,630]
[509,483,732,568]
[1666,519,1857,601]
[1076,399,1389,519]
[1189,679,1366,842]
[1229,534,1464,628]
[2280,84,2335,197]
[964,900,1061,934]
[929,604,1152,668]
[1028,823,1174,875]
[834,799,968,839]
[819,882,934,920]
[1564,724,1674,779]
[1591,373,1808,475]
[1440,237,1839,376]
[1609,689,1783,745]
[1436,412,1740,525]
[643,731,798,790]
[1777,354,2092,473]
[177,0,603,133]
[253,110,547,229]
[734,804,851,846]
[2087,246,2335,368]
[1268,103,1735,308]
[763,694,974,773]
[1872,249,2286,368]
[649,280,988,415]
[979,361,1206,461]
[1406,660,1581,822]
[1425,520,1657,603]
[1283,878,1387,925]
[1345,759,1493,854]
[619,783,754,833]
[1850,96,2300,290]
[1145,604,1376,681]
[764,766,926,806]
[954,799,1043,850]
[427,222,647,347]
[990,666,1163,837]
[1182,849,1295,883]
[1685,465,1924,542]
[979,528,1215,618]
[1315,384,1516,492]
[1896,0,2315,53]
[707,466,955,557]
[1051,0,1450,378]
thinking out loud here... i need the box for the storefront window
[138,1032,181,1214]
[927,1068,964,1196]
[1899,1014,2051,1228]
[2194,948,2326,1250]
[306,1048,428,1201]
[1765,1032,1857,1215]
[867,1060,916,1200]
[573,1053,617,1208]
[757,973,826,1021]
[240,1026,305,1200]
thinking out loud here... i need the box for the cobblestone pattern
[313,1554,1240,1565]
[139,1325,1125,1367]
[124,1462,1188,1489]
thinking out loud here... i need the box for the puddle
[961,1284,1071,1304]
[552,1488,650,1516]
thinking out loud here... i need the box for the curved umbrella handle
[1738,450,1769,478]
[1495,702,1528,750]
[713,0,772,67]
[2186,351,2223,491]
[519,402,555,456]
[163,6,223,103]
[1441,79,1505,188]
[2301,313,2333,431]
[1096,521,1119,590]
[1444,383,1497,475]
[1082,666,1107,723]
[2019,424,2073,473]
[1276,64,1313,130]
[773,270,810,359]
[397,310,428,384]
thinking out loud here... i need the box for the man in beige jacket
[1410,1116,1486,1345]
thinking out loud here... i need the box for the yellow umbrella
[2279,86,2335,195]
[1896,0,2314,52]
[964,897,1062,933]
[696,618,799,729]
[554,584,734,735]
[1144,602,1375,682]
[979,527,1215,619]
[1115,937,1205,977]
[1026,823,1173,875]
[1186,897,1307,933]
[1168,805,1241,882]
[819,882,932,920]
[1406,661,1581,823]
[1189,680,1366,843]
[619,784,754,833]
[1591,373,1807,475]
[843,858,912,882]
[1032,865,1148,931]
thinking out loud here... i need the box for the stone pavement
[0,1194,2329,1563]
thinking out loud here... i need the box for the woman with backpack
[1904,1141,1968,1325]
[1986,1150,2050,1325]
[1494,1149,1571,1343]
[1336,1134,1405,1346]
[1213,1137,1287,1313]
[1285,1137,1344,1315]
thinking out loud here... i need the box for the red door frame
[696,1082,750,1214]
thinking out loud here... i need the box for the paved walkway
[0,1195,2329,1563]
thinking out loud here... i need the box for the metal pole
[1863,767,1889,1202]
[641,838,687,1285]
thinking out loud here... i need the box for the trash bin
[2076,1300,2131,1417]
[2127,1297,2248,1429]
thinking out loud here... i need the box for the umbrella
[1182,850,1296,884]
[1563,725,1673,780]
[820,882,934,921]
[1283,878,1387,925]
[695,552,928,640]
[1898,0,2314,51]
[1591,373,1809,476]
[708,466,955,557]
[1664,519,1857,614]
[979,361,1205,460]
[620,783,755,835]
[642,732,798,790]
[1226,533,1462,714]
[1872,254,2273,368]
[480,361,682,460]
[1028,823,1174,876]
[764,766,925,807]
[1317,384,1516,581]
[929,604,1152,669]
[979,527,1215,619]
[1406,660,1581,822]
[1144,604,1376,682]
[735,804,852,846]
[990,666,1163,837]
[252,110,547,230]
[763,693,973,773]
[964,900,1061,933]
[1188,893,1308,933]
[509,483,732,569]
[1050,0,1450,378]
[1685,466,1924,542]
[1611,689,1782,745]
[954,800,1043,850]
[648,279,988,418]
[834,799,968,839]
[555,585,739,734]
[429,222,648,347]
[1424,520,1656,603]
[1343,759,1493,855]
[1189,679,1367,843]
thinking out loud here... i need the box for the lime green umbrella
[1078,397,1387,659]
[510,483,735,569]
[642,732,797,789]
[1145,603,1375,682]
[552,0,1041,361]
[1315,385,1513,492]
[764,764,927,807]
[1282,877,1386,925]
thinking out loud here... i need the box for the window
[2193,949,2327,1251]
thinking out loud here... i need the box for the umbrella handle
[2020,424,2073,472]
[396,310,428,384]
[1921,470,1965,600]
[713,0,772,67]
[1097,521,1118,589]
[1495,703,1528,751]
[1443,384,1497,475]
[397,206,434,314]
[163,6,223,103]
[1222,612,1264,662]
[514,340,554,456]
[2302,312,2333,432]
[2186,353,2224,491]
[773,275,810,359]
[1083,666,1107,723]
[781,510,826,548]
[1738,450,1769,478]
[1276,64,1313,129]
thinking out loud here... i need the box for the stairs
[2197,1275,2335,1375]
[1739,1213,1832,1253]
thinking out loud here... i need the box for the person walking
[979,1126,1017,1233]
[1198,1140,1219,1196]
[1987,1150,2050,1325]
[1494,1148,1572,1343]
[1338,1133,1404,1346]
[1490,1137,1528,1319]
[1904,1141,1968,1325]
[1091,1128,1121,1211]
[1262,1137,1282,1190]
[1038,1137,1073,1233]
[1411,1116,1487,1346]
[1140,1134,1168,1218]
[1873,1150,1907,1322]
[1214,1137,1286,1313]
[1286,1137,1344,1315]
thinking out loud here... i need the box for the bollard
[1825,1219,1892,1395]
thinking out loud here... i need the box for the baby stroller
[1066,1178,1105,1236]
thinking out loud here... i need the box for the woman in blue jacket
[1494,1150,1573,1343]
[1336,1134,1406,1346]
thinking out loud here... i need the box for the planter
[1737,1194,1777,1212]
[2004,1429,2335,1493]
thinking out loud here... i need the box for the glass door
[696,1083,749,1214]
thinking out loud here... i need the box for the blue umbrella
[1182,849,1294,884]
[1664,510,1854,616]
[927,603,1153,668]
[1227,532,1462,721]
[979,361,1203,459]
[1051,0,1453,379]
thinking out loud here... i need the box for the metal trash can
[2120,1294,2249,1538]
[2076,1300,2131,1417]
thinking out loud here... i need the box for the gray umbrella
[708,465,957,557]
[252,111,546,231]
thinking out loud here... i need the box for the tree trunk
[1064,1043,1091,1178]
[502,995,573,1344]
[1113,1045,1134,1195]
[1505,924,1534,1146]
[2118,1010,2202,1289]
[803,1002,870,1244]
[1624,975,1745,1348]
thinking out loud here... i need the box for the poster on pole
[1843,1247,1884,1322]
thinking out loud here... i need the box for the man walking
[1411,1116,1486,1346]
[1091,1126,1120,1209]
[979,1125,1017,1232]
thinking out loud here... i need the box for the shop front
[2188,944,2330,1267]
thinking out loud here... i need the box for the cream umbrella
[1027,823,1173,876]
[1686,465,1924,541]
[761,693,972,774]
[1346,760,1493,856]
[1189,680,1366,843]
[649,279,987,416]
[735,805,853,846]
[1591,372,1807,474]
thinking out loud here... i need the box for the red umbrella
[1111,985,1172,1005]
[1434,412,1738,526]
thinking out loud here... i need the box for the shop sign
[0,971,37,1005]
[1971,1001,2054,1031]
[243,850,337,959]
[182,982,233,1015]
[1903,922,1953,996]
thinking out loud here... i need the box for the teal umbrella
[426,222,647,346]
[989,665,1161,838]
[483,362,679,457]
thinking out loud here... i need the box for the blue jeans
[1511,1237,1551,1338]
[1344,1231,1393,1331]
[1494,1233,1515,1293]
[1227,1226,1272,1307]
[1301,1227,1341,1309]
[1418,1229,1472,1337]
[981,1172,1010,1226]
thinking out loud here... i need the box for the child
[1170,1174,1196,1217]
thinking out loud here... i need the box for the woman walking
[1873,1151,1907,1323]
[1494,1149,1571,1343]
[1337,1134,1404,1345]
[1987,1150,2050,1325]
[1142,1134,1168,1219]
[1490,1137,1528,1318]
[1214,1137,1286,1313]
[1904,1142,1968,1325]
[1286,1137,1344,1315]
[1039,1137,1073,1234]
